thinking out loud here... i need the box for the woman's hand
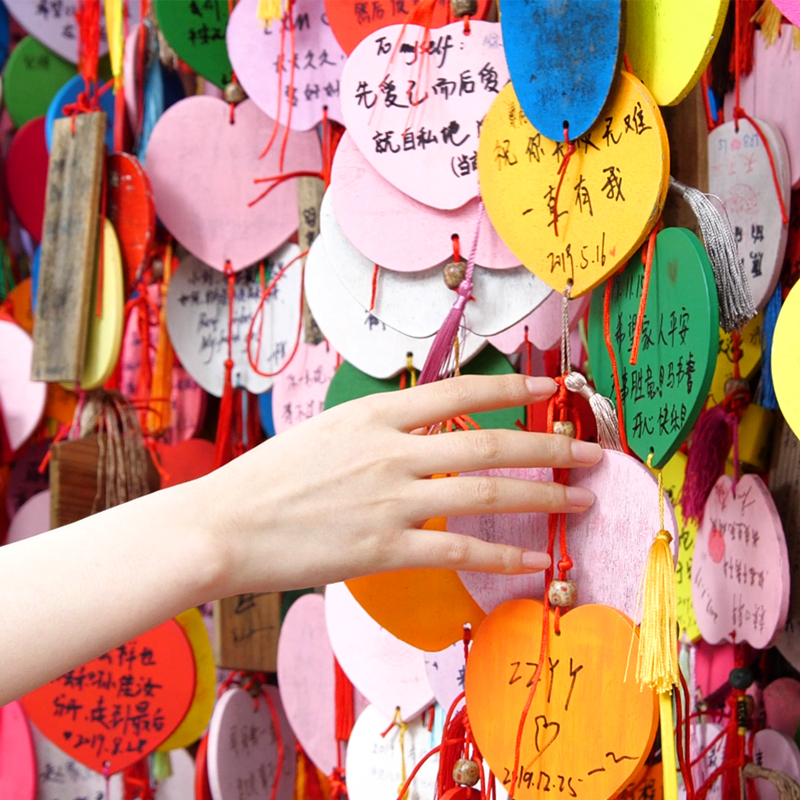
[205,374,603,597]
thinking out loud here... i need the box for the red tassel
[334,658,354,742]
[437,705,469,798]
[122,758,154,800]
[682,404,734,522]
[721,693,745,800]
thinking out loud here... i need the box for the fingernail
[565,486,595,508]
[571,440,602,465]
[522,551,551,571]
[525,376,556,397]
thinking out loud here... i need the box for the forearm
[0,479,225,705]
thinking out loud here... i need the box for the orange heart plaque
[465,600,658,800]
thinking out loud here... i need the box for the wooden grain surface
[32,112,106,383]
[213,593,282,672]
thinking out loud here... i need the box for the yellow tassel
[147,244,175,435]
[660,693,678,800]
[636,455,680,694]
[257,0,284,28]
[752,0,784,47]
[104,0,125,90]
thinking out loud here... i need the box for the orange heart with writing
[21,619,196,774]
[465,601,658,800]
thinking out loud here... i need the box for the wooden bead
[552,420,576,438]
[223,81,247,104]
[450,0,478,16]
[548,579,578,608]
[443,260,466,289]
[453,759,481,787]
[729,667,755,690]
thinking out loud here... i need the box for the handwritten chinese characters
[466,601,657,800]
[21,620,196,774]
[692,474,790,649]
[588,228,718,467]
[166,244,303,397]
[478,73,668,296]
[341,21,508,209]
[708,117,790,310]
[228,0,346,131]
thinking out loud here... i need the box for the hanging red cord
[602,274,631,454]
[551,125,576,237]
[629,224,660,366]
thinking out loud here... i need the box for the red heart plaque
[20,619,196,774]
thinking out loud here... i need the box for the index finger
[366,374,557,432]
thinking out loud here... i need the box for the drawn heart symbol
[341,21,509,210]
[533,716,560,757]
[21,619,196,774]
[146,96,321,271]
[465,600,657,800]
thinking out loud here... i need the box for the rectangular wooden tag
[297,175,326,345]
[32,112,107,384]
[213,593,282,671]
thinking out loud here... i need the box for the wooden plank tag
[297,175,325,345]
[49,434,159,528]
[213,593,282,672]
[32,112,106,384]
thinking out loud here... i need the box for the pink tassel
[418,203,484,385]
[682,404,734,522]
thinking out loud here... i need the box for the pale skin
[0,374,602,706]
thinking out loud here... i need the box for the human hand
[200,374,603,597]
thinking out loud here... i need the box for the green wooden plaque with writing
[588,227,719,467]
[154,0,232,89]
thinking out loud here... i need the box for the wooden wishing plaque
[6,490,50,545]
[708,118,791,311]
[32,112,106,384]
[207,687,296,800]
[324,582,434,722]
[707,314,762,406]
[752,729,800,800]
[625,0,728,107]
[692,474,790,649]
[499,0,621,141]
[6,116,49,242]
[228,0,346,130]
[448,451,678,621]
[341,21,509,210]
[277,593,368,775]
[146,97,321,272]
[588,228,719,467]
[0,701,36,800]
[424,640,468,714]
[21,619,196,774]
[157,608,216,753]
[320,190,549,339]
[326,0,491,54]
[346,705,439,800]
[106,153,155,289]
[465,600,658,800]
[166,244,303,397]
[330,131,520,272]
[271,342,338,435]
[478,74,669,297]
[153,0,232,88]
[46,74,117,151]
[213,593,282,673]
[773,283,800,441]
[304,237,486,379]
[763,677,800,739]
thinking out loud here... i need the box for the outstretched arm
[0,374,601,704]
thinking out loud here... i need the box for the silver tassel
[564,371,623,452]
[669,176,756,332]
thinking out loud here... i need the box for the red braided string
[629,224,660,366]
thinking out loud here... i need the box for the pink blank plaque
[228,0,346,130]
[207,687,296,800]
[753,729,800,800]
[448,451,679,620]
[330,131,519,272]
[6,490,50,545]
[277,593,367,775]
[146,96,321,271]
[324,582,434,722]
[0,701,36,800]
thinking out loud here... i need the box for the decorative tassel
[759,284,782,411]
[334,658,355,743]
[669,177,755,332]
[257,0,285,28]
[751,0,784,47]
[682,404,734,522]
[729,0,759,79]
[147,247,175,436]
[122,757,154,800]
[564,371,623,451]
[418,204,484,385]
[721,694,745,800]
[151,750,172,782]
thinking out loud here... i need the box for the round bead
[443,260,467,289]
[552,420,576,438]
[548,579,578,608]
[451,0,478,17]
[729,667,755,690]
[224,81,247,104]
[724,377,750,397]
[453,759,481,787]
